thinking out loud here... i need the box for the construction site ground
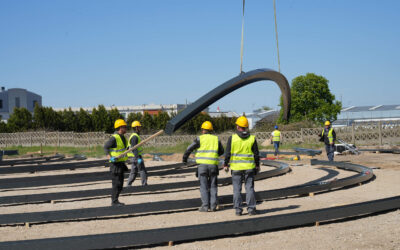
[0,151,399,249]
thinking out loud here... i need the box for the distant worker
[224,116,260,216]
[182,121,224,212]
[271,125,282,156]
[126,121,148,186]
[319,121,336,161]
[104,119,129,206]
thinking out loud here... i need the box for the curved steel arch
[165,68,291,134]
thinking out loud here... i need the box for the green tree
[127,112,143,127]
[61,108,78,131]
[141,112,154,133]
[7,107,33,132]
[153,111,170,130]
[76,108,93,132]
[279,73,342,123]
[33,103,46,129]
[91,105,110,132]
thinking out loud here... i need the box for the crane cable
[273,0,281,72]
[240,0,245,74]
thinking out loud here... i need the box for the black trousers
[110,162,127,203]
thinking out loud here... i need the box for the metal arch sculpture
[165,68,291,135]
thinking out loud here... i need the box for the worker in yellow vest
[271,125,282,156]
[182,121,224,212]
[126,121,147,186]
[103,119,129,206]
[224,116,260,216]
[319,121,336,161]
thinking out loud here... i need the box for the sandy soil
[0,152,399,249]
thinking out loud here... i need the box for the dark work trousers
[273,141,280,156]
[110,162,127,204]
[127,157,147,186]
[232,169,256,213]
[325,144,335,161]
[198,164,219,209]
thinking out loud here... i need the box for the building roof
[341,105,400,112]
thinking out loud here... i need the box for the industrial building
[333,105,400,126]
[0,87,42,121]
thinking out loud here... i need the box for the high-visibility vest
[127,133,143,158]
[195,134,219,165]
[109,134,128,162]
[272,130,281,142]
[322,128,334,144]
[229,134,255,171]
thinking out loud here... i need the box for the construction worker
[126,121,147,186]
[104,119,129,206]
[182,121,224,212]
[319,121,336,161]
[271,125,282,156]
[224,116,260,216]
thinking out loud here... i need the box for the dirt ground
[0,151,399,249]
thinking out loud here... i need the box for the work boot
[198,206,209,212]
[111,201,125,207]
[248,209,257,216]
[235,210,243,216]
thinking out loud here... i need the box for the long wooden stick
[117,130,164,158]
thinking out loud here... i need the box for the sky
[0,0,399,114]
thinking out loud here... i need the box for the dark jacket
[182,132,225,163]
[319,127,336,145]
[224,130,260,167]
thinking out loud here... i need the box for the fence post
[378,121,382,146]
[30,133,33,147]
[351,123,355,144]
[87,133,90,151]
[300,128,304,143]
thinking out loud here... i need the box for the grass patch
[260,142,324,151]
[2,145,105,159]
[143,142,191,154]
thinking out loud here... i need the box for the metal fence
[0,121,399,148]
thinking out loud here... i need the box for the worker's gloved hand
[223,165,229,173]
[109,157,116,163]
[137,158,143,165]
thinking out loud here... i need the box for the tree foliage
[279,73,342,124]
[7,107,33,132]
[3,105,238,134]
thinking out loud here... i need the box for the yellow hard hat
[236,116,249,128]
[131,120,142,128]
[324,121,331,126]
[114,119,127,129]
[201,121,213,130]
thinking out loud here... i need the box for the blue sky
[0,0,399,114]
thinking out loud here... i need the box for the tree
[127,112,143,127]
[91,105,110,132]
[61,108,78,131]
[7,107,33,132]
[76,108,93,132]
[279,73,342,124]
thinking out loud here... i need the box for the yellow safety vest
[230,134,255,171]
[109,134,128,162]
[195,134,219,165]
[272,130,281,142]
[127,133,143,158]
[321,128,334,144]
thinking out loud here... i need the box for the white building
[0,87,42,120]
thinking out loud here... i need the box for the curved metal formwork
[165,69,291,135]
[0,160,396,250]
